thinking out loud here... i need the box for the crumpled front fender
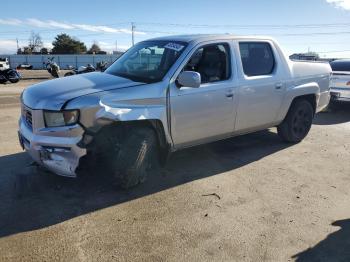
[97,100,165,122]
[95,97,172,146]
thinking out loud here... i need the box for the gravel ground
[0,74,350,261]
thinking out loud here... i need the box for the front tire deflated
[111,127,159,189]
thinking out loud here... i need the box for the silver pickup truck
[18,35,331,188]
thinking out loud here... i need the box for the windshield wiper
[111,72,156,84]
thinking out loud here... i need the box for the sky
[1,0,350,58]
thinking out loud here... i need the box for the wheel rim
[292,107,312,138]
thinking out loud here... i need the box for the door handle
[226,90,234,98]
[275,83,283,90]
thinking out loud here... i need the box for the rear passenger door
[235,41,285,132]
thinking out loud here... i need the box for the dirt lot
[0,73,350,261]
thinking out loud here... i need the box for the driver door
[169,42,237,148]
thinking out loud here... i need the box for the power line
[139,29,350,37]
[280,41,350,45]
[270,31,350,36]
[2,20,350,36]
[134,21,350,29]
[317,49,350,53]
[3,20,350,55]
[8,29,350,41]
[0,22,132,36]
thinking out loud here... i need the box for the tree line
[17,32,107,55]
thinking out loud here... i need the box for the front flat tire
[112,128,158,189]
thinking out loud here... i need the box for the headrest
[249,48,265,59]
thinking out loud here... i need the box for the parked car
[16,63,33,70]
[329,59,350,102]
[0,58,10,71]
[18,35,331,188]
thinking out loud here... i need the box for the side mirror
[177,71,201,88]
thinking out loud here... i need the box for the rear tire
[5,69,19,83]
[112,128,158,189]
[277,99,314,143]
[9,78,19,83]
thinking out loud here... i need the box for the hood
[22,72,144,110]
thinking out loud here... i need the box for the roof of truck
[146,34,274,43]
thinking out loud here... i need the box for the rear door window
[239,42,275,76]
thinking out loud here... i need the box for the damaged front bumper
[18,114,87,178]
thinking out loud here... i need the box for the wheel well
[292,94,317,114]
[85,120,170,164]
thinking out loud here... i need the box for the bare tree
[28,32,43,53]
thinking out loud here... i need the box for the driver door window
[170,42,235,147]
[184,43,231,84]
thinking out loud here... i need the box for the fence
[1,54,122,70]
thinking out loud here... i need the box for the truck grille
[22,105,33,129]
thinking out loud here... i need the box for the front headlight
[44,110,79,127]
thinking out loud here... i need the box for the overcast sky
[1,0,350,58]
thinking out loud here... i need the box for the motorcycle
[64,63,96,77]
[43,57,60,78]
[0,68,21,84]
[96,61,108,72]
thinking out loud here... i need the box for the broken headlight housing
[44,110,79,127]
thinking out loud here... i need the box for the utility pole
[131,22,135,46]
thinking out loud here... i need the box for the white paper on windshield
[164,43,184,52]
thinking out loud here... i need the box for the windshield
[106,41,187,83]
[330,60,350,72]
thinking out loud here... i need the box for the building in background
[289,53,319,61]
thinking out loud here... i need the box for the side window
[239,42,275,76]
[184,43,231,84]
